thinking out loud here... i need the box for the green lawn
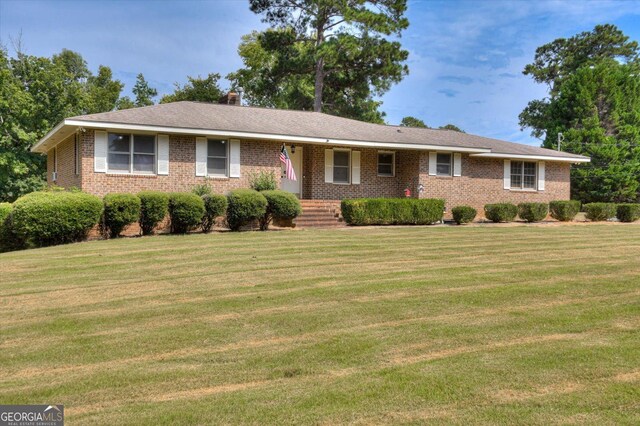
[1,225,639,424]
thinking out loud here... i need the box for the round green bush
[259,190,302,230]
[226,189,268,231]
[168,193,205,234]
[484,203,518,223]
[102,193,141,238]
[549,200,581,222]
[517,202,549,223]
[616,204,640,223]
[10,191,102,247]
[451,205,477,225]
[138,191,169,235]
[201,194,228,233]
[584,203,616,221]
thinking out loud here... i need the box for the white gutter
[469,152,590,163]
[32,120,493,154]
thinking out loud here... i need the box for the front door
[280,145,302,196]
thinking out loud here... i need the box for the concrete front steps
[295,200,345,228]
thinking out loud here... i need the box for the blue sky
[2,0,639,146]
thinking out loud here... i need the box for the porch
[280,144,420,200]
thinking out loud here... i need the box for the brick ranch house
[32,99,589,219]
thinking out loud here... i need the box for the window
[108,133,156,173]
[511,161,537,190]
[207,139,228,176]
[333,150,350,183]
[377,152,395,177]
[436,153,452,176]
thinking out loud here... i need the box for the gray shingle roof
[59,101,587,160]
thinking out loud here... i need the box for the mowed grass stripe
[2,227,637,294]
[1,225,639,424]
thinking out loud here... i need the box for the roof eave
[31,120,68,153]
[469,152,590,163]
[57,119,494,153]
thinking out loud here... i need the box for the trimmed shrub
[484,203,518,223]
[102,193,141,238]
[0,203,15,252]
[201,194,228,233]
[549,200,581,222]
[0,203,11,224]
[517,202,549,223]
[584,203,616,221]
[248,170,277,191]
[138,191,169,235]
[341,198,445,226]
[451,205,477,225]
[259,190,302,230]
[226,189,268,231]
[616,204,640,223]
[168,193,205,234]
[192,183,213,197]
[10,191,102,247]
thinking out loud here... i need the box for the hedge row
[0,188,303,252]
[339,199,638,226]
[341,198,445,225]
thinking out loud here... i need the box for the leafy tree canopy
[131,73,157,107]
[399,116,427,128]
[524,24,639,94]
[0,46,124,201]
[439,124,464,132]
[229,0,410,123]
[520,24,640,203]
[160,73,225,104]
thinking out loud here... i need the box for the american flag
[280,145,297,181]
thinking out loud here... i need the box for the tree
[520,25,640,203]
[115,96,135,110]
[523,24,638,95]
[132,73,157,107]
[230,0,409,122]
[439,124,464,132]
[160,73,225,104]
[400,116,427,128]
[86,66,124,113]
[0,46,124,201]
[52,48,90,82]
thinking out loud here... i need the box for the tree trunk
[314,58,324,112]
[314,15,325,113]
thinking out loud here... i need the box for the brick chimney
[219,91,242,106]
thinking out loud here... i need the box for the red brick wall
[416,152,570,217]
[79,130,282,197]
[47,134,80,189]
[47,130,571,213]
[303,145,407,199]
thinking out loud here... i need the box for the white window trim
[436,152,453,177]
[377,150,395,177]
[74,134,80,176]
[52,147,58,182]
[107,133,157,175]
[510,160,538,191]
[206,139,229,178]
[332,148,351,185]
